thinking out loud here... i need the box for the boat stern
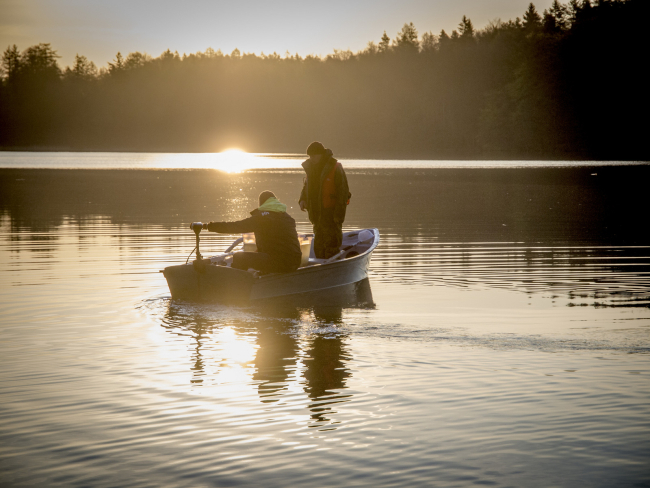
[163,262,255,304]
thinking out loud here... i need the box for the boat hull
[250,247,372,300]
[163,262,255,304]
[162,228,379,304]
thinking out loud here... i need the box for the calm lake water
[1,154,649,487]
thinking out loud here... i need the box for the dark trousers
[314,209,342,259]
[232,252,271,273]
[232,252,299,274]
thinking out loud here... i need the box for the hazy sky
[1,0,555,68]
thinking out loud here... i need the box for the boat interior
[207,229,376,269]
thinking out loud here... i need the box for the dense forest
[0,0,647,159]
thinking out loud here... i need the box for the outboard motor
[189,222,203,261]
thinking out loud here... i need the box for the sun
[222,148,246,155]
[216,149,255,173]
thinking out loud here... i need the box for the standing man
[299,142,351,259]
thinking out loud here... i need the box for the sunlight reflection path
[0,151,645,171]
[157,150,303,173]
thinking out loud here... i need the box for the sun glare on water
[152,150,300,171]
[216,149,256,173]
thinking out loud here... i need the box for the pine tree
[523,3,542,30]
[364,41,379,55]
[108,52,124,73]
[1,44,21,82]
[71,54,97,78]
[379,31,391,52]
[420,31,437,52]
[549,0,569,30]
[124,52,151,70]
[395,22,419,50]
[458,16,475,39]
[19,43,61,78]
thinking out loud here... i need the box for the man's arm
[206,216,257,234]
[333,165,351,222]
[335,165,350,203]
[299,176,308,211]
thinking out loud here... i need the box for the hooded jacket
[299,149,351,225]
[206,197,302,271]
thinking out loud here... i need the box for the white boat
[162,228,380,304]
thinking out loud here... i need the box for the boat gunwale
[256,227,380,282]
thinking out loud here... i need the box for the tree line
[0,0,647,159]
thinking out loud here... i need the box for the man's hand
[299,200,307,212]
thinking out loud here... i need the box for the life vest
[322,162,341,209]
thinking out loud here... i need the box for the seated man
[203,191,302,274]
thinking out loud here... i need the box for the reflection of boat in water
[255,276,375,311]
[158,279,373,426]
[162,228,379,304]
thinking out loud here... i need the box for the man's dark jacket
[299,150,351,225]
[206,203,302,271]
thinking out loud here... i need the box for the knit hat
[306,141,326,156]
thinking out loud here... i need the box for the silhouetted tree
[420,32,437,52]
[364,41,379,55]
[124,52,151,70]
[1,45,21,83]
[378,31,391,52]
[544,0,570,32]
[523,3,543,30]
[11,43,61,82]
[65,54,97,79]
[108,52,124,73]
[458,16,475,39]
[395,22,419,51]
